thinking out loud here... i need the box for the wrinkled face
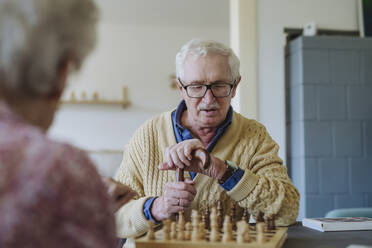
[179,54,239,128]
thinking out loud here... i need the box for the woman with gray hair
[0,0,135,247]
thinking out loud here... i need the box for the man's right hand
[151,179,196,221]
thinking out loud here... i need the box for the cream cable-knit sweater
[115,111,299,246]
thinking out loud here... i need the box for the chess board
[135,226,288,248]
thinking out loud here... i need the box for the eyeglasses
[178,78,236,98]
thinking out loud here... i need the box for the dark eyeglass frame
[177,78,236,98]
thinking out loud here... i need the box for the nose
[202,88,215,103]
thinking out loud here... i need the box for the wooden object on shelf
[60,87,130,108]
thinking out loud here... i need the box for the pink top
[0,101,117,247]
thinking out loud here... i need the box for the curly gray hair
[0,0,98,97]
[175,39,240,82]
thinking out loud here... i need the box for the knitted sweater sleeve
[114,125,152,238]
[226,125,300,226]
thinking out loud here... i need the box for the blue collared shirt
[143,100,244,222]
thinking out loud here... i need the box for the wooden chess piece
[222,215,233,243]
[163,219,171,240]
[242,208,250,223]
[209,207,220,242]
[217,200,223,229]
[198,222,205,240]
[146,221,155,240]
[243,221,251,242]
[185,222,192,240]
[171,221,177,240]
[256,222,265,244]
[236,221,244,243]
[191,210,200,241]
[264,214,276,231]
[202,207,210,230]
[270,215,276,230]
[256,211,264,223]
[231,202,237,231]
[177,212,185,240]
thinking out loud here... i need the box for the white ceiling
[96,0,229,27]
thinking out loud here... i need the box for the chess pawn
[242,208,250,223]
[222,215,233,243]
[209,207,220,242]
[256,211,264,223]
[236,220,250,243]
[177,212,185,240]
[202,207,210,230]
[230,202,236,231]
[185,222,192,241]
[236,221,245,243]
[198,222,205,241]
[191,210,200,241]
[163,219,171,240]
[256,222,265,244]
[217,200,223,229]
[171,221,177,240]
[146,221,155,240]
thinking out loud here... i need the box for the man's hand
[151,179,196,221]
[158,139,226,180]
[102,177,137,212]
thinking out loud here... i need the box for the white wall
[48,0,230,176]
[257,0,359,162]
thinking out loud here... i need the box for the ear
[231,76,241,98]
[49,57,72,101]
[177,78,187,99]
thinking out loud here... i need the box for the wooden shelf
[60,99,130,108]
[59,87,130,109]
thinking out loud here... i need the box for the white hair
[0,0,98,97]
[175,39,240,82]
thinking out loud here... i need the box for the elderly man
[0,0,135,247]
[115,39,299,246]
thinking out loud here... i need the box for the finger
[171,206,186,213]
[178,198,193,208]
[184,140,204,160]
[170,149,184,169]
[165,147,174,168]
[167,190,195,201]
[158,162,175,170]
[167,182,197,195]
[176,147,191,166]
